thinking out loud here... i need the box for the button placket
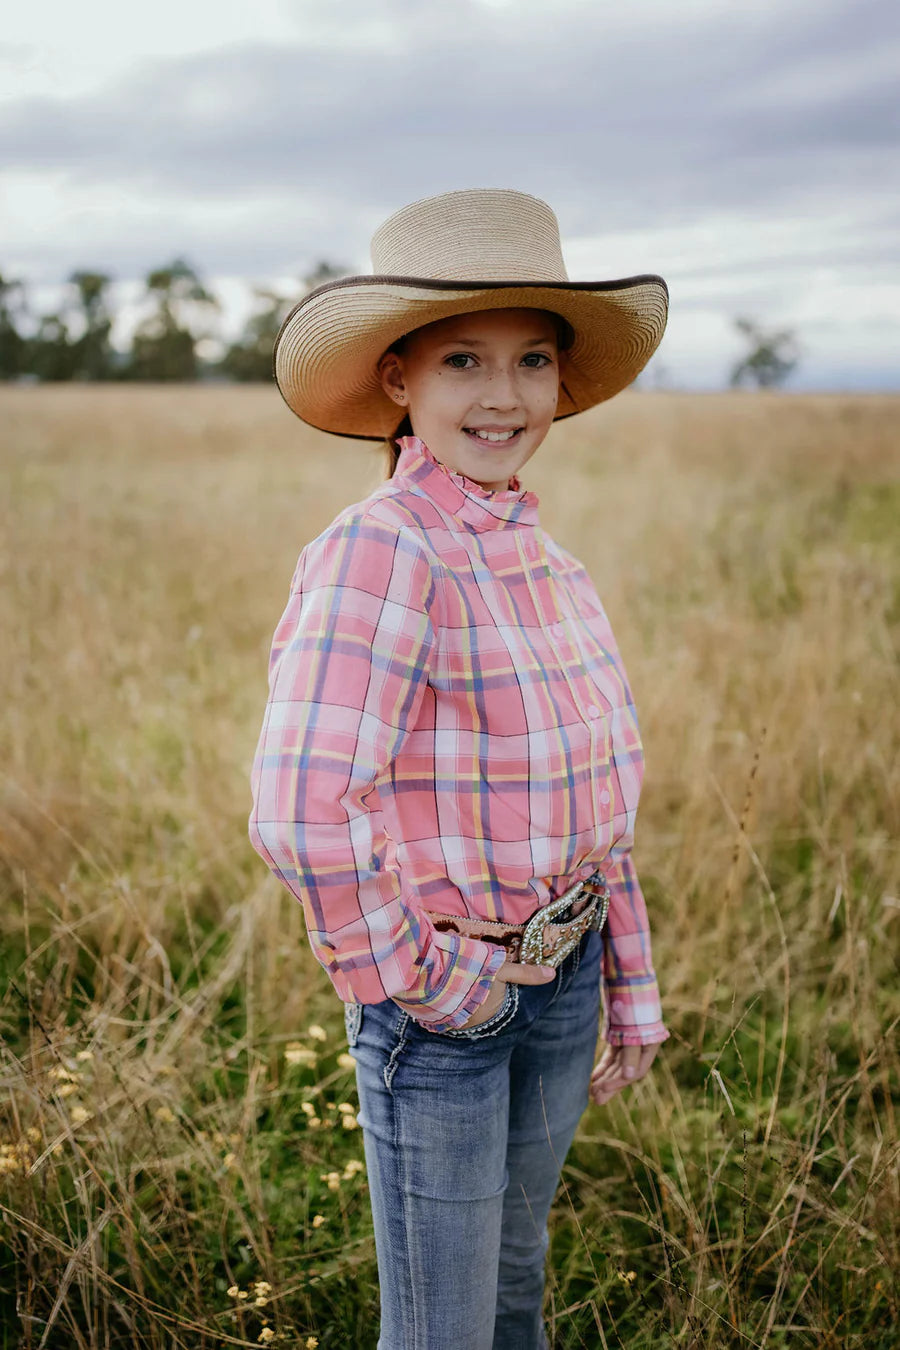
[541,544,617,833]
[529,535,604,728]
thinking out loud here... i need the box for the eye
[444,353,476,369]
[521,352,552,368]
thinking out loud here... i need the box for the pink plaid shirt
[249,435,669,1043]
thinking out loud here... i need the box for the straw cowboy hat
[274,188,669,440]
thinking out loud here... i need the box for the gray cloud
[2,0,897,283]
[2,0,899,391]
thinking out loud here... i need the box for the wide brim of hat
[273,273,669,440]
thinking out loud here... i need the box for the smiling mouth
[463,427,525,445]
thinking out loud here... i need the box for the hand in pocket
[456,959,557,1029]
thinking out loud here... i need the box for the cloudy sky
[2,0,898,389]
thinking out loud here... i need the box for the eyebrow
[436,336,553,347]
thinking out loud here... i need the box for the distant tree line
[0,259,349,383]
[0,258,800,387]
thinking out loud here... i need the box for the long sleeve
[248,511,507,1031]
[600,845,670,1047]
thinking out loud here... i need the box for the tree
[219,288,290,382]
[27,313,78,381]
[128,258,219,381]
[218,261,351,382]
[68,270,115,380]
[303,259,351,292]
[730,317,801,389]
[0,274,28,379]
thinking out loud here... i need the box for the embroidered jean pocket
[439,981,519,1040]
[343,1000,363,1048]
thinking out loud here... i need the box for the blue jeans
[343,926,604,1350]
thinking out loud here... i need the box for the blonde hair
[379,311,574,480]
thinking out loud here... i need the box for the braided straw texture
[371,189,569,282]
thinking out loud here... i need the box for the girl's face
[378,307,561,491]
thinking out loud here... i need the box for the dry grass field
[1,385,898,1348]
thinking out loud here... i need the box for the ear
[378,352,408,406]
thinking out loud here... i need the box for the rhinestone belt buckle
[519,868,611,967]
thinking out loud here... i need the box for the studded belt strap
[424,868,610,967]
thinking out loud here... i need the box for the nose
[480,366,522,411]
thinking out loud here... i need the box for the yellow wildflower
[75,1049,94,1062]
[311,1214,325,1228]
[341,1114,359,1130]
[69,1105,92,1126]
[300,1102,316,1117]
[306,1337,319,1349]
[337,1052,355,1069]
[55,1082,79,1099]
[258,1326,276,1343]
[336,1102,355,1114]
[284,1043,318,1066]
[223,1152,237,1169]
[307,1024,328,1042]
[154,1106,176,1123]
[342,1159,365,1179]
[226,1285,241,1298]
[319,1170,341,1191]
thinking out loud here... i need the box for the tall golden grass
[1,385,897,1348]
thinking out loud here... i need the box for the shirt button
[599,789,611,804]
[587,704,601,718]
[550,622,564,639]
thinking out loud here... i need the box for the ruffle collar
[394,435,540,532]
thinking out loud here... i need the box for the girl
[249,188,670,1350]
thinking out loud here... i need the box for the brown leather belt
[424,867,610,967]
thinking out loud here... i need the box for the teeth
[467,428,520,442]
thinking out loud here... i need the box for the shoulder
[290,489,440,595]
[308,489,437,559]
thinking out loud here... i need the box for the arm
[601,845,669,1047]
[589,845,669,1105]
[248,511,507,1031]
